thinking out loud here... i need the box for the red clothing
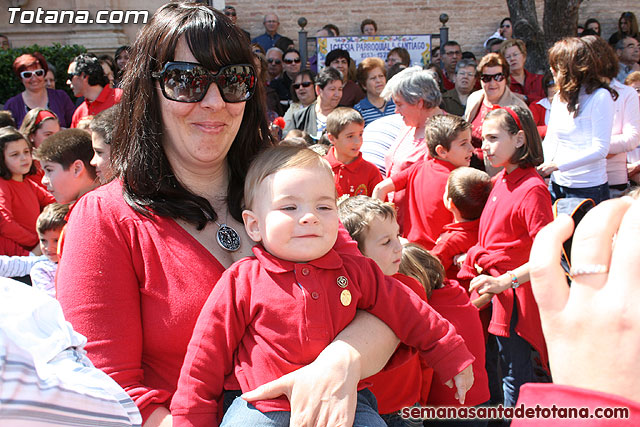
[324,148,383,197]
[460,167,552,370]
[368,273,434,413]
[0,178,54,254]
[55,180,460,423]
[427,279,489,407]
[442,73,455,91]
[71,85,122,128]
[432,220,480,292]
[171,245,474,425]
[470,102,492,160]
[529,101,548,138]
[384,126,426,233]
[391,157,456,250]
[514,384,640,426]
[509,70,545,105]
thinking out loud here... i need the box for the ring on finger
[569,264,608,277]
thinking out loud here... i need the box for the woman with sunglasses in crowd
[4,52,75,128]
[538,36,617,204]
[282,69,316,129]
[56,3,416,426]
[465,52,528,174]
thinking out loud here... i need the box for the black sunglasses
[283,58,301,64]
[267,58,282,65]
[293,81,313,89]
[480,72,506,83]
[224,11,236,17]
[21,69,45,79]
[152,61,256,103]
[67,71,81,81]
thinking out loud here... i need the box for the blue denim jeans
[549,181,610,205]
[221,388,386,427]
[494,304,535,409]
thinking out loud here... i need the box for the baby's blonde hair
[243,145,334,210]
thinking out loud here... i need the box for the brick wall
[230,0,638,58]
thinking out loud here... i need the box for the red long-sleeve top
[460,167,552,371]
[391,157,456,250]
[427,279,489,406]
[432,220,480,292]
[367,273,434,413]
[170,246,474,426]
[0,178,54,254]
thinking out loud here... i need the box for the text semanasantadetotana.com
[401,404,630,420]
[8,7,149,25]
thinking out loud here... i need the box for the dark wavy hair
[484,106,544,169]
[112,1,272,229]
[548,36,617,116]
[73,54,109,87]
[0,127,36,179]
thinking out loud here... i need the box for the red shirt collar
[251,244,344,273]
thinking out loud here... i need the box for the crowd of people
[1,2,640,426]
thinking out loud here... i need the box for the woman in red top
[464,106,553,408]
[55,3,419,426]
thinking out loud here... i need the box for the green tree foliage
[0,43,86,104]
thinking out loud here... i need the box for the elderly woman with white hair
[382,66,444,178]
[380,66,444,230]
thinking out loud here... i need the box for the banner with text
[317,35,432,69]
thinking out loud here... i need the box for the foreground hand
[242,342,360,427]
[529,198,640,402]
[469,274,510,295]
[445,364,474,404]
[536,162,558,177]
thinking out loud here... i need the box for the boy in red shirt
[171,145,474,427]
[324,107,382,197]
[338,195,433,426]
[373,115,474,250]
[35,129,99,258]
[432,167,492,292]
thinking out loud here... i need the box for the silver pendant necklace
[215,221,241,252]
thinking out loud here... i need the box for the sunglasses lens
[494,73,505,82]
[35,69,45,77]
[160,63,255,103]
[217,65,256,103]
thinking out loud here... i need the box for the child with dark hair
[432,167,492,292]
[35,129,97,205]
[35,129,98,258]
[324,107,382,197]
[373,115,474,250]
[89,106,118,183]
[464,106,552,408]
[0,127,55,256]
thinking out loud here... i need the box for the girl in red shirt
[463,106,553,409]
[0,127,54,255]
